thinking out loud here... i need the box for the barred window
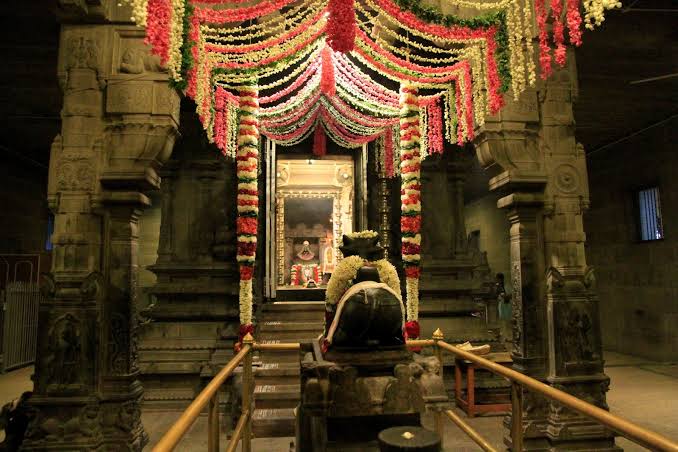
[637,187,664,241]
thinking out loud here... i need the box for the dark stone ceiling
[1,1,675,194]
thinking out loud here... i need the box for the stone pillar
[474,55,616,451]
[24,15,179,450]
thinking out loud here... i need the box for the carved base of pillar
[23,392,146,451]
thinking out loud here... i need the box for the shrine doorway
[266,155,355,299]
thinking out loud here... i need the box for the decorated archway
[123,0,619,344]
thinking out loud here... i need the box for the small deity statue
[296,240,315,261]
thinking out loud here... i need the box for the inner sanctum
[0,0,677,451]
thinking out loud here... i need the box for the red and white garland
[399,84,422,341]
[235,85,259,347]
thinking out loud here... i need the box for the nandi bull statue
[322,231,404,351]
[297,231,449,451]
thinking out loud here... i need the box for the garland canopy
[127,0,618,164]
[124,0,618,338]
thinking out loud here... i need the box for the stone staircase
[252,301,325,438]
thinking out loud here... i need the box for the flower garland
[399,84,422,340]
[320,45,336,96]
[347,230,379,239]
[235,85,259,348]
[325,255,401,306]
[327,0,356,52]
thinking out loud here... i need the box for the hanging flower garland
[327,0,356,52]
[235,85,260,350]
[399,84,422,341]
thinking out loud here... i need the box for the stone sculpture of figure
[297,240,315,261]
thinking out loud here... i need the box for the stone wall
[585,117,678,362]
[464,192,511,293]
[138,199,160,308]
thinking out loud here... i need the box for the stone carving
[329,367,369,414]
[115,401,141,433]
[65,36,99,72]
[553,163,580,194]
[383,364,425,413]
[119,48,144,74]
[26,403,101,443]
[56,161,95,192]
[80,271,104,300]
[119,47,163,74]
[511,261,523,355]
[45,314,82,389]
[108,313,130,375]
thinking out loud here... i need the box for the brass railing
[153,331,678,452]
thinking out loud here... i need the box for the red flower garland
[551,0,567,67]
[536,0,553,80]
[313,124,327,156]
[145,0,172,65]
[320,46,336,96]
[327,0,356,52]
[566,0,583,46]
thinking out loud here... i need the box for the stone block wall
[585,117,678,362]
[464,192,511,293]
[138,200,160,307]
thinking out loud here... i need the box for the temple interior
[0,0,677,451]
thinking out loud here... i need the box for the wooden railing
[152,331,678,452]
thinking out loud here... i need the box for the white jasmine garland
[325,255,401,306]
[239,279,253,325]
[406,278,419,321]
[346,230,379,239]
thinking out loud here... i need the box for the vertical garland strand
[235,85,260,349]
[399,84,422,341]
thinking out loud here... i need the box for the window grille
[637,187,663,241]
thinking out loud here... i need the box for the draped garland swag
[125,0,618,346]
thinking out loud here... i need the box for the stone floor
[1,351,677,450]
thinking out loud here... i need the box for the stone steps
[252,408,296,437]
[251,300,324,438]
[254,384,301,409]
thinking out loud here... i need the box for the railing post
[208,393,219,452]
[432,329,444,446]
[242,333,254,452]
[511,382,523,451]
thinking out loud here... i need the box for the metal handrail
[435,340,678,451]
[152,331,678,452]
[152,343,252,452]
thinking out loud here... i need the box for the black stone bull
[325,266,405,348]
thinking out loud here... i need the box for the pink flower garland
[327,0,356,52]
[421,96,444,154]
[536,0,553,80]
[566,0,583,46]
[145,0,172,65]
[551,0,567,67]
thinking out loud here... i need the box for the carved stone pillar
[540,63,617,451]
[474,55,617,451]
[25,19,179,450]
